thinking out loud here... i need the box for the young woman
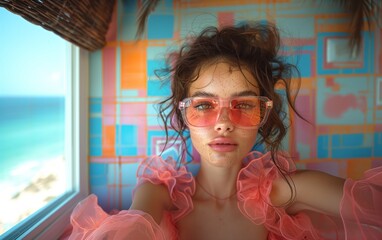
[68,22,382,240]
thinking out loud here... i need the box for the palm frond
[135,0,161,39]
[333,0,381,54]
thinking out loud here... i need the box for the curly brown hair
[156,21,302,175]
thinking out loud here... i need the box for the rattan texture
[0,0,115,51]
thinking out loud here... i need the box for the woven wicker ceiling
[0,0,116,51]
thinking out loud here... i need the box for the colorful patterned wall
[88,0,382,211]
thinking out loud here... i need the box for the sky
[0,7,68,96]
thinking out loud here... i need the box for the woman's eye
[194,103,213,110]
[234,102,254,109]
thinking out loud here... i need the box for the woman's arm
[130,182,172,224]
[271,170,345,216]
[271,167,382,239]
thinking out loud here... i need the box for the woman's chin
[204,151,242,168]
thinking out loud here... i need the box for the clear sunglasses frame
[178,96,273,129]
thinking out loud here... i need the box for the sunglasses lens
[185,98,219,127]
[182,97,267,128]
[229,98,261,127]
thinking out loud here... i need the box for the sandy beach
[0,157,66,235]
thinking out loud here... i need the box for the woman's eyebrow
[232,90,259,97]
[190,91,217,97]
[190,90,259,98]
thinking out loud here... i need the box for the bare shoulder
[129,182,172,224]
[270,170,345,215]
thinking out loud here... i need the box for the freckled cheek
[240,130,258,140]
[188,128,213,153]
[236,129,259,149]
[189,128,210,144]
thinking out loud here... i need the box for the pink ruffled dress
[67,151,382,239]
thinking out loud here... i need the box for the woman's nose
[214,108,234,132]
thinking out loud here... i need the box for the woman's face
[187,61,260,168]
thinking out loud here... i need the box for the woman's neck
[195,163,241,201]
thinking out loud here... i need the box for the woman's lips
[208,138,238,152]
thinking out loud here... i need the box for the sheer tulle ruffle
[237,151,322,239]
[68,194,166,240]
[136,155,195,222]
[340,166,382,239]
[238,151,382,239]
[67,153,382,239]
[68,156,195,240]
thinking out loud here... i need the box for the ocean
[0,97,65,198]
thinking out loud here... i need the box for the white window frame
[1,45,89,240]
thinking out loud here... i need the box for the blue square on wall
[147,79,171,96]
[90,98,102,113]
[90,117,102,135]
[317,135,329,158]
[374,132,382,157]
[116,125,138,156]
[148,14,174,39]
[147,59,166,77]
[89,163,108,186]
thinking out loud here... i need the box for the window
[0,8,88,239]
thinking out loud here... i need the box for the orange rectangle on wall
[347,159,372,179]
[121,41,148,90]
[103,125,116,157]
[301,77,316,90]
[316,18,373,33]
